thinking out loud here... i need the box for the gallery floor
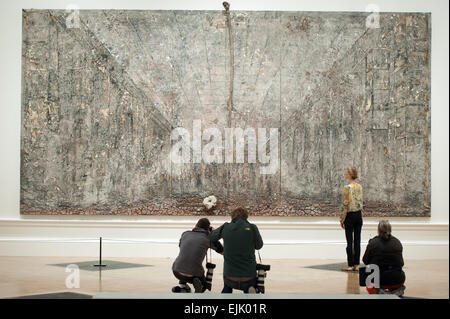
[0,257,448,299]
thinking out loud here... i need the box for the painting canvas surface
[21,10,431,217]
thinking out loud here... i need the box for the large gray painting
[21,9,431,217]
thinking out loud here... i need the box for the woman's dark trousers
[344,211,363,267]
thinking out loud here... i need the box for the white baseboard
[0,217,448,259]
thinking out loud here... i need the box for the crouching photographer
[361,220,406,296]
[172,218,223,293]
[208,207,267,294]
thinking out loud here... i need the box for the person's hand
[340,223,345,229]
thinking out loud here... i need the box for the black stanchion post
[94,237,106,267]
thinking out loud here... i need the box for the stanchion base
[93,264,107,267]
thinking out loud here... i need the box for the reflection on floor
[0,257,448,299]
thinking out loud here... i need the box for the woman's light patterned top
[340,183,363,224]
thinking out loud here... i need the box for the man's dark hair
[231,207,249,220]
[197,218,211,231]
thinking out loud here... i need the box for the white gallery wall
[0,0,448,259]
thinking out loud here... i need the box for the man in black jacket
[172,218,223,293]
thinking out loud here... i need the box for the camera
[205,262,216,291]
[255,263,271,294]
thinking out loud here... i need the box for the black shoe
[183,285,192,293]
[172,285,191,293]
[172,286,181,293]
[193,278,204,293]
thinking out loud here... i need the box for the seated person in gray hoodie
[172,218,223,293]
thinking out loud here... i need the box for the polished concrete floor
[0,257,448,299]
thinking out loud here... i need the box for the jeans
[221,277,257,294]
[344,210,363,267]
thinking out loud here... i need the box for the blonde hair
[347,166,358,180]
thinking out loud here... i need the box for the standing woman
[340,166,364,271]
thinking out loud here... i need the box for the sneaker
[248,286,257,294]
[193,278,204,293]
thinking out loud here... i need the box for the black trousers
[380,268,406,286]
[344,210,363,267]
[173,271,207,290]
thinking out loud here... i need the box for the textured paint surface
[21,10,431,217]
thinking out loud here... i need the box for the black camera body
[256,263,271,271]
[206,262,216,270]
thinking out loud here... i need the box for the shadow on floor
[49,260,153,271]
[304,262,359,273]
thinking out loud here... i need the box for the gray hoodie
[172,227,223,277]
